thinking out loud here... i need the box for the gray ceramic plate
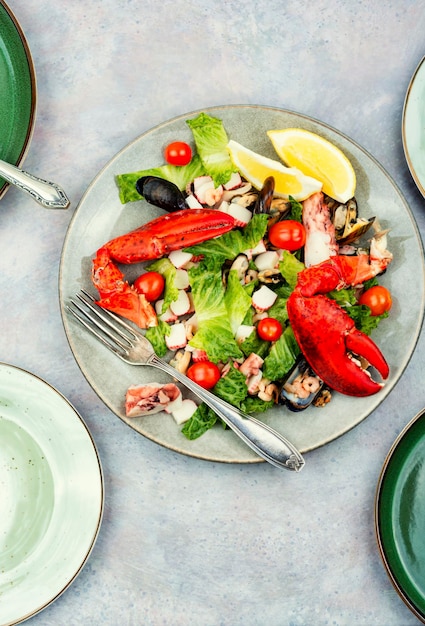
[0,363,103,625]
[59,105,424,464]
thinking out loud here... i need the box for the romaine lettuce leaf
[188,257,243,362]
[213,363,248,407]
[145,320,170,357]
[116,154,206,204]
[147,257,179,313]
[239,328,270,359]
[224,269,253,335]
[329,287,388,335]
[278,251,305,290]
[241,396,274,414]
[262,326,300,381]
[181,403,218,440]
[186,113,236,185]
[267,296,289,326]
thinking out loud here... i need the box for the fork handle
[150,355,305,471]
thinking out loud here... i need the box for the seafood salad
[90,113,393,440]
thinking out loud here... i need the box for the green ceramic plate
[376,409,425,623]
[402,56,425,198]
[0,1,36,198]
[0,363,103,625]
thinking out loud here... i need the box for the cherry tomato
[268,220,306,251]
[164,141,192,166]
[133,272,165,302]
[187,361,221,389]
[359,285,392,316]
[257,317,283,342]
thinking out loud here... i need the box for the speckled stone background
[1,1,425,624]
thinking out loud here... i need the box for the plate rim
[59,104,425,464]
[0,0,37,199]
[375,407,425,623]
[0,361,104,625]
[402,55,425,198]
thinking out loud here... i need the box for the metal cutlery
[67,290,305,472]
[0,158,69,208]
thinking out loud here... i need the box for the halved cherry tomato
[187,361,221,389]
[133,271,165,302]
[268,220,306,251]
[257,317,283,342]
[359,285,392,316]
[164,141,192,166]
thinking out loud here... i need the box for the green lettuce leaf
[287,196,303,221]
[241,396,274,414]
[145,320,170,357]
[181,403,218,440]
[116,154,206,204]
[224,270,253,335]
[188,257,242,362]
[263,326,300,381]
[267,296,289,326]
[239,328,270,359]
[147,258,178,313]
[186,113,236,185]
[329,287,388,335]
[278,251,305,290]
[213,363,248,407]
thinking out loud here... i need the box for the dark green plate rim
[0,0,36,198]
[375,408,425,623]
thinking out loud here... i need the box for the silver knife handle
[0,159,70,209]
[151,355,305,472]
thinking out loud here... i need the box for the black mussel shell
[253,176,275,214]
[135,176,187,212]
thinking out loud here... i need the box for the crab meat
[252,285,278,311]
[168,249,193,268]
[227,202,252,226]
[169,290,191,316]
[223,172,243,190]
[255,251,280,271]
[171,399,198,425]
[165,323,187,350]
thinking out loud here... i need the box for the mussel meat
[279,356,325,411]
[330,197,375,245]
[136,176,187,212]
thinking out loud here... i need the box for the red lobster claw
[287,259,389,397]
[104,209,235,263]
[91,247,157,328]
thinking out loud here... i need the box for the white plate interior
[60,105,425,463]
[0,363,103,625]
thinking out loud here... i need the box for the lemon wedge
[227,140,322,201]
[267,128,356,203]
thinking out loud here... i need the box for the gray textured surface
[1,1,425,624]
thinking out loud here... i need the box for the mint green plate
[376,409,425,623]
[0,1,36,198]
[402,56,425,198]
[0,363,103,625]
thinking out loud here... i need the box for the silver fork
[67,290,305,472]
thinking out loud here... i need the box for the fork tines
[66,290,138,358]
